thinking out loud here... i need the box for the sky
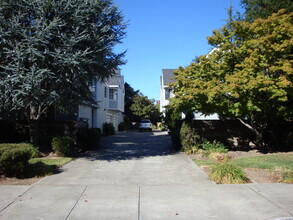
[113,0,245,101]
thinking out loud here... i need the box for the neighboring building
[160,69,219,120]
[78,70,125,132]
[160,69,176,114]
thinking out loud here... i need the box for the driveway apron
[0,131,292,220]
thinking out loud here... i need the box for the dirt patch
[0,175,42,185]
[226,150,293,159]
[243,168,275,183]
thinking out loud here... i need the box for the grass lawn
[193,154,293,170]
[25,157,73,178]
[193,159,215,167]
[30,157,73,167]
[234,154,293,170]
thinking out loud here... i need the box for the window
[109,89,118,100]
[165,89,170,100]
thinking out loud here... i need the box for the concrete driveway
[0,131,292,220]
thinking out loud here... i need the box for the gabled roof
[162,69,176,86]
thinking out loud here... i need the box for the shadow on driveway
[80,131,176,161]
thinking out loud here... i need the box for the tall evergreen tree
[124,82,140,124]
[241,0,293,21]
[0,0,127,145]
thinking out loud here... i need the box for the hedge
[118,122,126,131]
[0,143,39,176]
[52,136,75,157]
[103,123,115,136]
[76,128,101,152]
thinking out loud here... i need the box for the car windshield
[140,119,151,123]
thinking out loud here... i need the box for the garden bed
[190,150,293,183]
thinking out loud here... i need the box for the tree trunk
[237,118,266,149]
[28,119,40,146]
[25,106,42,147]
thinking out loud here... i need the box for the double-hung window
[109,89,118,100]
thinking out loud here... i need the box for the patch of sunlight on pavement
[113,135,128,137]
[113,142,136,145]
[151,131,168,136]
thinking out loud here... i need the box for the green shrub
[52,136,74,157]
[118,122,127,131]
[169,129,180,150]
[201,140,228,155]
[38,135,54,152]
[88,128,101,148]
[209,162,248,184]
[76,128,101,151]
[76,128,89,151]
[164,106,181,131]
[103,123,115,136]
[180,121,200,153]
[0,143,39,176]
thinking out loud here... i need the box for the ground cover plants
[181,138,248,184]
[177,121,293,184]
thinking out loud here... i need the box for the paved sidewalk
[0,131,292,220]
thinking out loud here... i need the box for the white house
[160,69,176,114]
[78,70,125,132]
[160,69,219,120]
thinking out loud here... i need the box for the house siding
[78,105,93,128]
[78,70,125,132]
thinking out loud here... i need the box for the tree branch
[237,118,254,131]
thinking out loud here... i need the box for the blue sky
[114,0,244,101]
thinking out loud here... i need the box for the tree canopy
[0,0,127,144]
[0,0,126,118]
[124,82,140,123]
[130,93,160,123]
[170,10,293,147]
[241,0,293,21]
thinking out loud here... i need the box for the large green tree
[241,0,293,21]
[171,10,293,147]
[130,93,160,123]
[124,82,140,124]
[0,0,126,144]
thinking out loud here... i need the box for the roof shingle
[162,69,176,86]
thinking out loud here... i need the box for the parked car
[139,119,152,132]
